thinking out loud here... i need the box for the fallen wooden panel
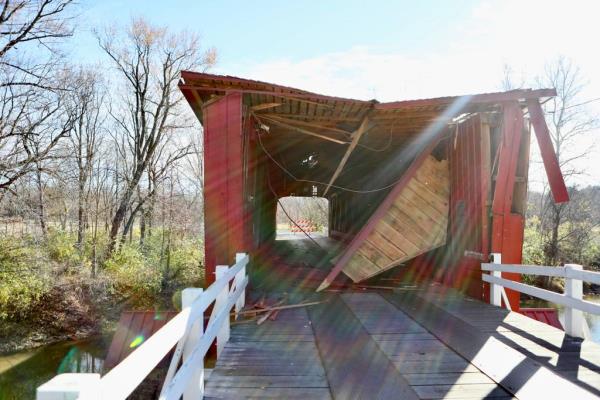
[341,155,449,282]
[520,307,563,330]
[104,310,178,370]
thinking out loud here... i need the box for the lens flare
[129,335,144,348]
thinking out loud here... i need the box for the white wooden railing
[37,253,249,400]
[482,253,596,339]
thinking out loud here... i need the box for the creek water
[0,336,110,400]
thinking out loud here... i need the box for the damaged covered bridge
[181,72,568,300]
[38,73,600,400]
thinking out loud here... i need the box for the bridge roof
[179,72,555,194]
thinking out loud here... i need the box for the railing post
[181,288,204,399]
[565,264,585,338]
[36,373,100,400]
[490,253,502,307]
[234,253,247,319]
[214,265,231,357]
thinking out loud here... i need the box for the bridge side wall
[203,93,246,285]
[443,107,529,309]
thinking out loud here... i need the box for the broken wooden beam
[256,114,349,145]
[234,300,327,317]
[323,114,373,195]
[526,98,569,204]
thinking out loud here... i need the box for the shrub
[0,237,50,320]
[139,231,204,289]
[522,217,545,266]
[46,229,79,265]
[104,244,162,305]
[168,239,204,288]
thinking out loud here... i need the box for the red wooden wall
[445,104,530,310]
[203,93,245,285]
[489,102,530,310]
[446,114,491,300]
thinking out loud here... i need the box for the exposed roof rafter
[323,114,374,196]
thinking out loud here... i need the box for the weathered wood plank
[308,295,420,400]
[382,291,598,400]
[205,306,331,399]
[412,384,512,399]
[205,374,329,388]
[402,372,494,385]
[357,239,395,267]
[341,292,511,399]
[204,387,332,399]
[321,155,448,286]
[342,254,381,282]
[370,332,437,341]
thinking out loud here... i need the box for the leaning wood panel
[341,156,449,282]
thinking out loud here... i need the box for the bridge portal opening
[276,195,329,240]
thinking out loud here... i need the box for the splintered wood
[342,156,449,282]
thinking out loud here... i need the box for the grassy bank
[0,229,204,354]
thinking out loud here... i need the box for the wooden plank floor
[412,287,600,397]
[204,307,331,399]
[307,294,419,399]
[204,289,600,399]
[341,292,513,399]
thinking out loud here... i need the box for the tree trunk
[77,180,86,253]
[550,204,561,264]
[36,168,48,239]
[139,207,146,247]
[543,201,562,269]
[107,196,130,256]
[107,165,146,256]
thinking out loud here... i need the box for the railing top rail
[190,253,247,307]
[481,262,600,286]
[98,253,249,399]
[482,273,600,316]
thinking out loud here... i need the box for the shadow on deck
[206,287,600,399]
[204,238,600,399]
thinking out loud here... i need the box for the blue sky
[72,0,600,187]
[74,0,479,66]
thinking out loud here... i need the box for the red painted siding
[104,311,178,370]
[203,93,245,286]
[446,114,491,300]
[520,308,563,330]
[490,102,527,310]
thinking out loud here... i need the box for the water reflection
[0,336,109,400]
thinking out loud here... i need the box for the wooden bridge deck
[205,286,600,399]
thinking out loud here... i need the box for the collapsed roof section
[179,72,556,195]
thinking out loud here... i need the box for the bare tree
[96,18,216,257]
[535,57,598,265]
[499,63,524,91]
[67,67,106,253]
[120,128,197,247]
[0,0,75,193]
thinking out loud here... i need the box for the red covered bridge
[180,72,568,305]
[38,73,600,400]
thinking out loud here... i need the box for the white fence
[37,253,249,400]
[482,253,597,339]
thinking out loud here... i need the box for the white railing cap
[37,373,101,400]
